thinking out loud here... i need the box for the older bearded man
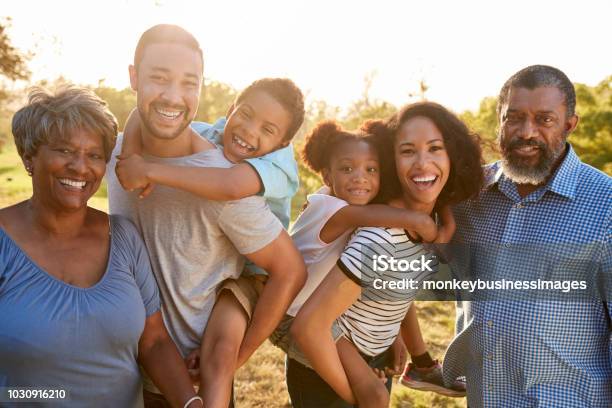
[443,65,611,407]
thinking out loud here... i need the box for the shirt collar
[485,143,580,201]
[483,163,504,190]
[546,144,580,199]
[209,117,227,145]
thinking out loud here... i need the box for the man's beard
[499,131,566,185]
[139,103,190,141]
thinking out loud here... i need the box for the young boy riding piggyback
[116,77,454,407]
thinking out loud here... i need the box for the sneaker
[399,361,466,398]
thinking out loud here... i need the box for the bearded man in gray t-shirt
[107,25,305,406]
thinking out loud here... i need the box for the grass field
[0,145,466,408]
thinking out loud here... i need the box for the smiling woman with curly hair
[367,101,484,208]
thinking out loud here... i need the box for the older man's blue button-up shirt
[443,145,612,407]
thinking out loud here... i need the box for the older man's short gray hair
[12,85,118,162]
[497,65,577,119]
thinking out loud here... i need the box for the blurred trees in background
[93,80,136,129]
[0,21,609,180]
[0,18,30,150]
[573,77,612,174]
[196,80,237,124]
[0,18,29,81]
[460,96,499,162]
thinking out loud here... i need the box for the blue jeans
[286,350,393,408]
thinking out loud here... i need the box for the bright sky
[4,0,611,113]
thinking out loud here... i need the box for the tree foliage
[1,63,609,179]
[342,72,397,131]
[92,80,136,130]
[571,76,612,174]
[342,99,397,131]
[0,18,30,81]
[0,19,30,149]
[459,96,500,162]
[196,79,237,123]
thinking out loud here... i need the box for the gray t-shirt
[107,136,282,361]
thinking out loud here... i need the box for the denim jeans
[286,349,393,408]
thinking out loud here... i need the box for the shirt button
[487,320,493,327]
[487,353,494,360]
[515,203,524,209]
[488,385,494,391]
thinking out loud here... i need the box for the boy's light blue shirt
[190,118,298,230]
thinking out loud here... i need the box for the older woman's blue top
[0,215,161,408]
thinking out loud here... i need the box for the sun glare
[4,0,611,112]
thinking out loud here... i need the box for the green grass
[0,144,33,207]
[0,146,465,407]
[233,303,466,408]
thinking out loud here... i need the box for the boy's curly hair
[236,78,305,143]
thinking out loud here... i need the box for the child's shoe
[399,361,466,398]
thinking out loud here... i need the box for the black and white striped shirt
[336,227,437,356]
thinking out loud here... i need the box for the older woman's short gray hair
[12,85,118,162]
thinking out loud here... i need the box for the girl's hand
[371,367,388,382]
[405,213,438,243]
[184,349,200,384]
[384,335,408,376]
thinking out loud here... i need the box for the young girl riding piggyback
[272,116,471,408]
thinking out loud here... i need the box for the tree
[0,18,30,81]
[459,96,500,162]
[196,79,237,124]
[408,78,429,101]
[297,98,340,141]
[571,77,612,174]
[92,80,137,131]
[342,73,397,131]
[0,18,31,149]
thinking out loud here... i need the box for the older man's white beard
[501,157,555,185]
[500,140,566,186]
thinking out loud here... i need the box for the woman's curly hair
[362,102,484,207]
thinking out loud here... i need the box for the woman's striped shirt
[336,227,437,356]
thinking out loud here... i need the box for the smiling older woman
[0,86,202,408]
